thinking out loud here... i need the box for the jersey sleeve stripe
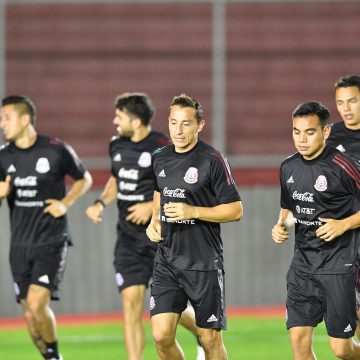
[333,155,360,188]
[211,152,235,186]
[334,154,360,183]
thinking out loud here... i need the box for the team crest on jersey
[138,152,151,167]
[314,175,327,192]
[184,167,198,184]
[149,296,155,311]
[115,272,124,287]
[35,158,50,174]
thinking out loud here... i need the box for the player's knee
[198,330,222,353]
[152,328,174,349]
[289,331,311,352]
[27,299,46,319]
[330,342,352,359]
[23,307,36,323]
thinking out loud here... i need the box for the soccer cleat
[196,345,205,360]
[48,355,63,360]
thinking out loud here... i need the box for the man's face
[0,104,27,142]
[113,108,134,139]
[168,105,205,153]
[335,86,360,130]
[292,115,330,160]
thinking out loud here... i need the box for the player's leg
[286,268,325,360]
[151,312,184,360]
[355,267,360,340]
[289,326,316,360]
[197,327,227,360]
[26,284,61,359]
[322,273,360,359]
[185,269,227,359]
[20,298,47,355]
[150,262,188,359]
[178,305,205,360]
[120,284,146,360]
[329,337,360,359]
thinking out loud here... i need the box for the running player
[327,74,360,339]
[85,92,204,360]
[146,94,243,360]
[0,95,92,360]
[272,101,360,359]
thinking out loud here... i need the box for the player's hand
[0,175,11,199]
[44,199,68,218]
[163,202,196,221]
[316,218,347,242]
[272,223,289,244]
[125,201,153,225]
[86,203,104,224]
[146,221,162,242]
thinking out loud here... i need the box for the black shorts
[113,231,157,292]
[10,243,68,303]
[150,261,227,330]
[286,266,357,339]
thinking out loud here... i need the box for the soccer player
[272,101,360,359]
[85,92,204,360]
[0,95,92,360]
[146,94,243,360]
[327,75,360,167]
[327,74,360,340]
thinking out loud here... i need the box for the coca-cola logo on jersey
[292,191,314,203]
[118,168,139,180]
[163,187,186,198]
[14,176,37,187]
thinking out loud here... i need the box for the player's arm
[44,171,93,218]
[125,201,153,225]
[0,175,11,201]
[163,200,243,223]
[316,211,360,242]
[272,208,294,244]
[146,191,162,242]
[86,175,117,224]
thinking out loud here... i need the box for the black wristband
[94,199,106,208]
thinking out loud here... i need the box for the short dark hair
[170,94,203,122]
[115,92,155,126]
[2,95,36,126]
[292,101,330,129]
[334,75,360,91]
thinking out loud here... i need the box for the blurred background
[0,0,359,317]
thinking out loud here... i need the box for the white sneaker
[49,355,63,360]
[196,345,205,360]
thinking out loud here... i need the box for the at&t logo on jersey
[314,175,327,192]
[184,167,198,184]
[163,187,186,198]
[292,191,314,203]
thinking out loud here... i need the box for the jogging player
[327,74,360,340]
[272,101,360,359]
[146,94,243,360]
[85,92,204,360]
[0,95,92,360]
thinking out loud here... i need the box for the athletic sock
[44,341,59,359]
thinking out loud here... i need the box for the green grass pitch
[0,317,337,359]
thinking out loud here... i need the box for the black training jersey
[152,140,241,271]
[280,146,360,274]
[0,135,86,247]
[109,131,169,235]
[327,121,360,170]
